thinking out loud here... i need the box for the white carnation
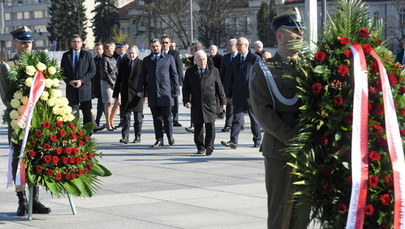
[45,79,54,88]
[25,77,33,87]
[36,62,47,71]
[40,91,49,100]
[25,66,36,76]
[10,99,21,109]
[20,96,28,105]
[50,89,62,98]
[48,66,57,75]
[10,120,18,129]
[47,98,56,106]
[52,78,60,87]
[9,110,20,120]
[13,91,23,100]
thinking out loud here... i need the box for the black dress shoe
[116,123,123,128]
[253,142,260,148]
[173,121,182,127]
[93,125,105,132]
[221,141,237,149]
[221,126,231,132]
[185,127,194,133]
[132,137,141,143]
[168,137,175,145]
[206,147,214,156]
[152,140,164,148]
[195,150,205,154]
[119,138,129,144]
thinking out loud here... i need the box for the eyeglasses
[162,42,169,44]
[236,43,247,46]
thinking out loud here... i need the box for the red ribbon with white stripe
[346,44,369,229]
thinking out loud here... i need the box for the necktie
[73,52,79,71]
[241,55,245,62]
[154,55,159,61]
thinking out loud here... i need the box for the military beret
[10,26,33,42]
[272,11,305,31]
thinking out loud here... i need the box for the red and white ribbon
[346,44,369,229]
[370,49,405,229]
[9,70,45,189]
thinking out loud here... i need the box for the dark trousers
[71,100,93,126]
[119,101,125,125]
[194,122,215,151]
[224,101,233,128]
[230,105,261,144]
[265,157,308,229]
[121,111,143,140]
[95,97,104,126]
[172,96,179,122]
[150,106,173,141]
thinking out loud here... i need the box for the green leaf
[90,163,112,176]
[62,181,81,196]
[71,178,92,197]
[44,178,61,196]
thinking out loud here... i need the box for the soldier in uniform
[0,26,51,216]
[250,11,308,229]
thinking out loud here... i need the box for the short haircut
[161,35,171,41]
[71,34,82,41]
[104,42,115,51]
[253,40,263,47]
[150,38,160,44]
[128,45,139,54]
[192,41,204,51]
[194,50,207,60]
[95,42,103,47]
[229,38,237,45]
[209,44,218,50]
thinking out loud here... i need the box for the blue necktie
[241,55,245,62]
[73,52,79,71]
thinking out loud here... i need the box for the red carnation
[344,112,353,124]
[77,130,83,136]
[64,173,71,180]
[49,135,58,142]
[55,120,63,128]
[320,137,329,145]
[388,73,398,86]
[28,150,36,157]
[373,103,384,116]
[362,44,372,54]
[51,156,59,163]
[365,204,374,215]
[311,83,323,96]
[359,27,370,38]
[87,163,93,169]
[375,79,382,91]
[77,140,84,146]
[343,49,352,59]
[376,138,388,147]
[323,183,333,195]
[337,64,349,77]
[64,148,72,154]
[69,123,76,130]
[320,167,331,176]
[30,141,37,147]
[373,125,383,135]
[42,122,51,129]
[70,132,77,140]
[369,86,377,94]
[84,168,89,174]
[368,175,379,187]
[82,155,87,161]
[75,158,82,164]
[368,150,381,161]
[401,108,405,117]
[35,130,43,138]
[333,96,344,106]
[385,174,393,186]
[73,148,79,155]
[55,173,62,180]
[314,51,327,63]
[43,155,52,163]
[58,130,66,137]
[55,148,62,155]
[338,204,347,214]
[35,165,43,173]
[380,194,391,206]
[400,129,405,136]
[401,86,405,94]
[88,152,94,159]
[77,170,83,175]
[47,169,53,176]
[69,157,76,164]
[62,157,69,164]
[83,136,90,142]
[43,143,50,150]
[71,174,77,180]
[338,37,350,45]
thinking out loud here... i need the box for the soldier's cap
[10,26,33,42]
[272,10,305,31]
[115,42,124,48]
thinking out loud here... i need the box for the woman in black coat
[113,45,144,144]
[182,50,226,156]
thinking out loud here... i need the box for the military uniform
[250,10,308,229]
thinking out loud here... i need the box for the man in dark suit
[137,39,180,147]
[161,35,184,127]
[253,40,266,58]
[113,45,144,144]
[219,39,238,132]
[92,43,105,129]
[183,50,226,156]
[113,43,128,128]
[61,34,96,126]
[209,44,223,70]
[221,37,262,149]
[395,36,405,68]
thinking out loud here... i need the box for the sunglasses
[162,42,170,44]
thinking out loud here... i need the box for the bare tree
[385,0,405,51]
[194,0,235,47]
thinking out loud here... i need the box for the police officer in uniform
[250,11,308,229]
[0,26,51,216]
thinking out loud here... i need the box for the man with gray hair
[183,50,226,156]
[253,40,265,58]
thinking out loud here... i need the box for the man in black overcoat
[113,45,144,144]
[61,34,96,126]
[183,50,226,156]
[136,39,180,147]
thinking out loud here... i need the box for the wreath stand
[27,185,77,220]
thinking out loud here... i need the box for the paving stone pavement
[0,93,276,229]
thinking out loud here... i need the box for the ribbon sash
[346,44,369,229]
[370,50,405,229]
[11,70,45,189]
